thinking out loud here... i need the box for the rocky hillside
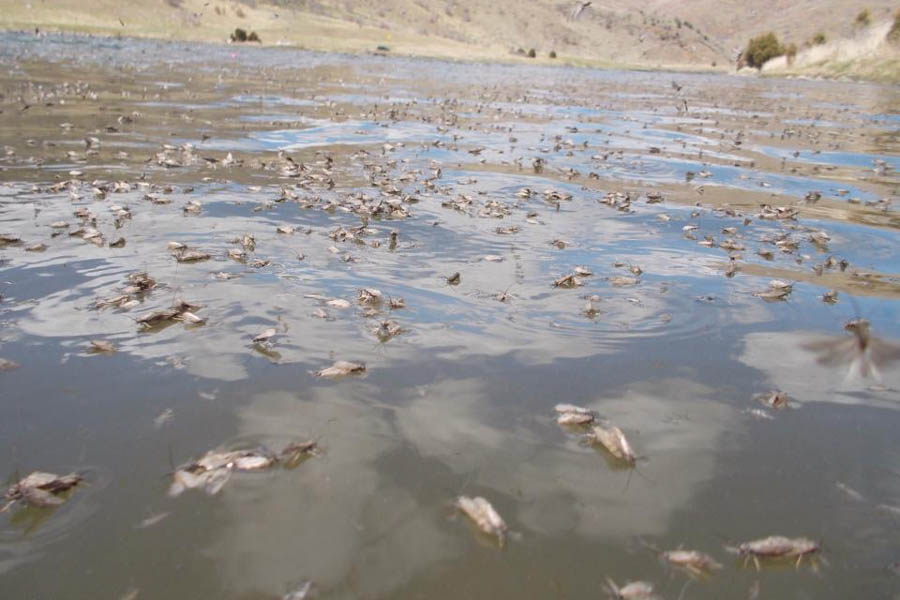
[2,0,898,77]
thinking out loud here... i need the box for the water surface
[1,32,899,599]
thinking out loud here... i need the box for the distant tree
[527,48,536,58]
[855,8,871,27]
[785,43,798,65]
[744,32,784,68]
[810,32,827,45]
[890,9,900,44]
[549,50,557,58]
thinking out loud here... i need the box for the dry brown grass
[0,0,898,79]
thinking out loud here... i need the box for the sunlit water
[1,32,899,599]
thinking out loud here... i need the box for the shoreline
[1,24,896,84]
[0,25,732,75]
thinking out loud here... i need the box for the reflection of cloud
[205,388,460,599]
[203,375,735,597]
[740,331,900,409]
[396,381,509,459]
[397,377,733,538]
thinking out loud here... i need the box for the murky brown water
[1,32,899,599]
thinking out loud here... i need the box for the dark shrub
[785,43,798,64]
[889,10,900,44]
[744,32,784,68]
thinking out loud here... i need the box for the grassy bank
[2,0,898,81]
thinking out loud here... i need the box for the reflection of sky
[207,387,461,599]
[207,375,735,597]
[2,34,900,598]
[395,377,735,538]
[751,144,900,171]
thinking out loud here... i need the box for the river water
[1,32,899,599]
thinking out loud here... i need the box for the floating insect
[252,328,278,344]
[455,495,507,546]
[314,360,366,378]
[169,442,317,497]
[554,273,584,288]
[554,403,594,425]
[754,280,792,301]
[605,578,659,600]
[755,390,790,409]
[3,471,83,510]
[608,276,639,287]
[358,288,383,305]
[589,423,637,464]
[89,339,115,353]
[729,536,820,570]
[661,549,722,576]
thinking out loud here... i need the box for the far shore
[1,7,897,84]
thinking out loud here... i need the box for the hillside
[1,0,898,78]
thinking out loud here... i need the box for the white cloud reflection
[202,374,736,597]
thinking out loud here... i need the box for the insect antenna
[676,578,693,600]
[369,337,391,356]
[456,458,482,498]
[621,466,633,493]
[620,457,654,493]
[162,442,177,479]
[715,531,740,554]
[636,536,662,555]
[5,466,21,487]
[0,467,20,512]
[848,295,862,322]
[169,254,182,306]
